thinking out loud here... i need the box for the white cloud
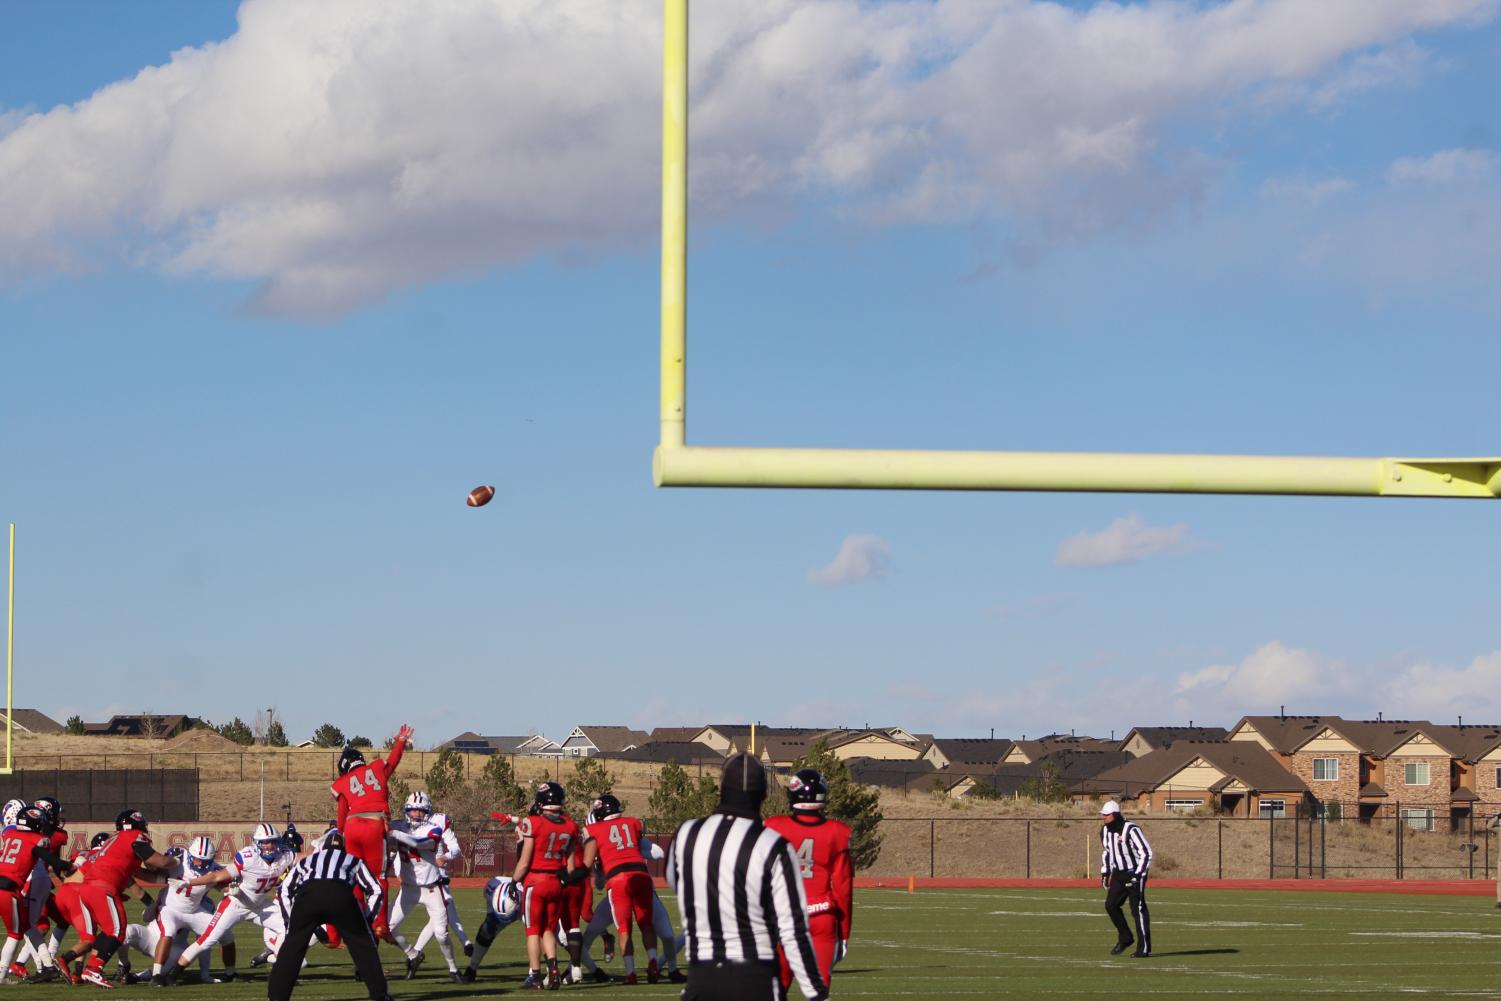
[1260,175,1355,205]
[1055,514,1202,567]
[808,534,891,587]
[0,0,1493,315]
[1387,147,1499,184]
[1171,643,1501,722]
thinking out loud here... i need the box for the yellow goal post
[650,0,1500,499]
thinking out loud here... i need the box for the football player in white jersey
[458,876,523,982]
[386,792,463,981]
[111,839,221,985]
[166,823,293,983]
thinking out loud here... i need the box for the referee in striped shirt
[668,753,829,1001]
[268,830,391,1001]
[1099,800,1153,958]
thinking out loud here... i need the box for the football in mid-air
[466,484,496,508]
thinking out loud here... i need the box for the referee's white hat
[1100,800,1121,815]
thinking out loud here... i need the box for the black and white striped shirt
[667,813,828,1000]
[279,848,382,926]
[1101,820,1153,877]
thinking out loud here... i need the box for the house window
[1401,807,1434,832]
[1312,758,1339,781]
[1404,761,1430,786]
[1164,798,1202,813]
[1495,766,1501,788]
[1258,799,1287,818]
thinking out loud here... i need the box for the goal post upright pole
[5,524,14,775]
[659,0,688,453]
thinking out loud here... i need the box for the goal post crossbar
[650,0,1500,500]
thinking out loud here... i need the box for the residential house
[1117,725,1228,758]
[558,726,650,758]
[648,727,703,743]
[1002,734,1117,765]
[0,709,64,734]
[438,732,562,757]
[1075,740,1310,817]
[923,738,1011,770]
[81,714,203,739]
[608,741,726,767]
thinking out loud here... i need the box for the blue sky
[2,0,1500,748]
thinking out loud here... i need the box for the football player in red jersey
[15,797,69,978]
[0,807,71,982]
[578,794,660,985]
[55,810,174,987]
[512,783,578,991]
[331,723,414,942]
[765,770,854,992]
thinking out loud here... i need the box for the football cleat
[52,957,77,985]
[150,974,168,987]
[520,972,546,990]
[646,959,660,984]
[588,969,611,984]
[79,968,115,988]
[249,949,273,968]
[1109,939,1134,955]
[460,968,477,984]
[545,968,561,991]
[404,953,424,980]
[668,969,686,983]
[449,971,464,984]
[8,962,28,980]
[623,972,638,985]
[213,970,238,983]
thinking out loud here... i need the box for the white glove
[834,940,848,965]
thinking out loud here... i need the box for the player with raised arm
[513,784,578,990]
[577,794,659,985]
[0,807,71,983]
[458,876,522,982]
[386,791,463,981]
[55,809,175,987]
[765,769,854,993]
[165,823,294,984]
[331,724,413,943]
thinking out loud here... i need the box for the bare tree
[138,711,166,740]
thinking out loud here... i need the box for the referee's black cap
[719,752,768,813]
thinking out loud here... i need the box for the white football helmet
[2,799,26,828]
[253,822,281,859]
[188,835,216,873]
[491,877,520,919]
[405,791,433,821]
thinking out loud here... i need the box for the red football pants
[562,881,586,932]
[777,910,838,990]
[0,888,28,940]
[51,883,92,947]
[604,873,653,940]
[341,816,389,934]
[77,885,126,940]
[522,876,563,937]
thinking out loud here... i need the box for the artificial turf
[32,886,1501,999]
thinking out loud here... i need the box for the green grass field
[47,887,1501,999]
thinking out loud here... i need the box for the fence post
[1218,821,1223,880]
[1025,820,1031,880]
[929,818,935,879]
[1320,811,1326,878]
[1386,804,1398,882]
[1470,812,1476,880]
[1268,811,1274,879]
[1293,803,1300,879]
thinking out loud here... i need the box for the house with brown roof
[607,741,727,767]
[0,709,63,734]
[1230,714,1486,826]
[648,726,703,743]
[81,714,203,738]
[1075,740,1310,817]
[558,726,650,758]
[1003,734,1117,764]
[1118,725,1228,758]
[923,738,1011,770]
